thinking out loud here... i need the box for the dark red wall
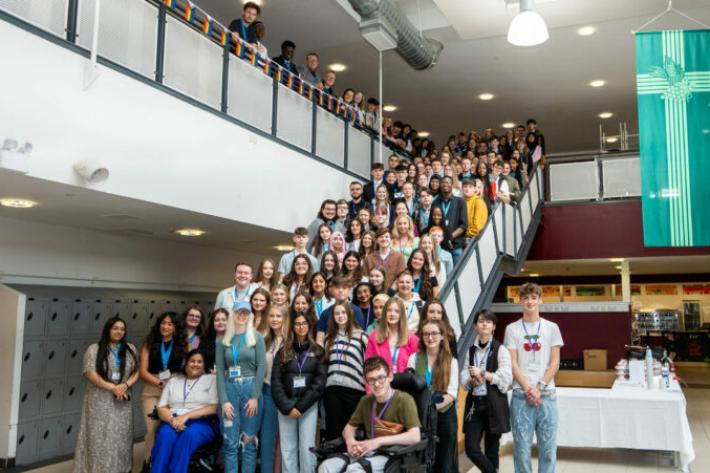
[494,311,630,369]
[528,201,710,260]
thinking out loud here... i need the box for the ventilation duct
[346,0,443,70]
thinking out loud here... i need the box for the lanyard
[109,342,122,369]
[188,333,197,346]
[334,334,347,362]
[522,320,541,360]
[315,298,324,318]
[425,359,433,387]
[413,277,422,294]
[160,340,173,370]
[441,199,452,217]
[405,302,416,321]
[420,209,430,228]
[371,391,394,438]
[474,342,491,370]
[296,350,309,375]
[233,286,250,302]
[391,342,399,367]
[183,375,202,401]
[231,334,246,367]
[240,20,248,41]
[364,306,372,329]
[378,251,390,265]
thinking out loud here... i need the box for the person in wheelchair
[150,349,219,473]
[318,356,421,473]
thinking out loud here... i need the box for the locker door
[21,340,44,380]
[113,299,132,319]
[38,417,63,460]
[23,298,48,339]
[91,299,114,336]
[41,377,65,416]
[46,299,71,337]
[129,300,149,339]
[44,340,68,377]
[62,413,82,454]
[18,380,43,421]
[16,421,39,465]
[63,375,86,413]
[66,339,91,376]
[147,300,161,332]
[69,300,93,337]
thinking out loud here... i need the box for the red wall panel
[528,201,710,260]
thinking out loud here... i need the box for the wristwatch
[537,380,549,391]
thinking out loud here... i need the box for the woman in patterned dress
[73,316,139,473]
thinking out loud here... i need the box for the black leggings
[323,385,364,441]
[435,405,459,473]
[464,403,501,473]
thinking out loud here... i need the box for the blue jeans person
[510,390,558,473]
[222,377,262,473]
[258,384,279,473]
[278,404,318,473]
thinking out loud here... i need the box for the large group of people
[70,6,559,473]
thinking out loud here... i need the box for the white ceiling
[196,0,710,152]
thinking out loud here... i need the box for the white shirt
[504,317,564,390]
[459,337,512,396]
[214,283,259,311]
[159,374,218,416]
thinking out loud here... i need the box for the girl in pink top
[364,297,419,391]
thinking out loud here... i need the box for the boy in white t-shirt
[503,282,563,473]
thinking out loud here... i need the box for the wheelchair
[312,371,438,473]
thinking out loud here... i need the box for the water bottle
[661,350,671,390]
[645,346,654,389]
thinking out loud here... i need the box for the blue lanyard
[233,286,249,302]
[240,20,248,41]
[413,277,422,294]
[420,209,430,227]
[230,334,246,367]
[160,340,173,370]
[296,350,309,375]
[315,298,324,318]
[109,342,122,369]
[424,358,433,387]
[391,344,399,367]
[364,306,372,329]
[188,333,197,346]
[406,303,416,321]
[441,200,452,217]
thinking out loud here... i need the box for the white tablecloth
[501,383,695,471]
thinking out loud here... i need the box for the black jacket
[464,338,511,434]
[271,341,327,415]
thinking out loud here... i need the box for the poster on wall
[575,286,606,297]
[682,284,710,295]
[614,284,642,296]
[542,286,561,298]
[645,284,678,296]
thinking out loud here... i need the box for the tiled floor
[17,388,710,473]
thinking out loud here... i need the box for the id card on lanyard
[391,344,400,374]
[229,334,246,378]
[159,340,173,381]
[441,200,451,227]
[293,351,309,388]
[109,342,122,382]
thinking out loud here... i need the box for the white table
[501,383,695,471]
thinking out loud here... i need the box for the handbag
[373,418,404,437]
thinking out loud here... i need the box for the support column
[621,259,631,303]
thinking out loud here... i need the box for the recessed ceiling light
[274,244,295,251]
[478,93,495,101]
[502,122,516,129]
[606,137,619,143]
[590,80,606,87]
[609,258,624,262]
[383,105,397,112]
[0,198,37,208]
[174,228,205,237]
[417,131,430,138]
[615,265,623,270]
[577,26,596,36]
[598,112,614,119]
[242,0,261,5]
[328,63,347,72]
[529,273,540,277]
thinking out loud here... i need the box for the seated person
[151,350,218,473]
[318,356,421,473]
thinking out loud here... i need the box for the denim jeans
[223,376,262,473]
[259,384,279,473]
[278,404,318,473]
[450,247,464,266]
[510,390,558,473]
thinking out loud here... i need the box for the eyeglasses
[422,331,441,338]
[365,374,388,386]
[293,322,309,328]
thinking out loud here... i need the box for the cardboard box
[584,349,608,371]
[556,370,615,388]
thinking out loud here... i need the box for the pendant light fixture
[507,0,549,47]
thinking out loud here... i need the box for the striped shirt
[324,329,368,392]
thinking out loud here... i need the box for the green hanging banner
[635,29,710,247]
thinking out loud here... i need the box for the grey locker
[18,380,43,421]
[23,298,48,338]
[16,421,39,465]
[21,340,44,380]
[41,377,65,416]
[160,300,177,315]
[44,340,68,376]
[91,300,114,335]
[63,376,86,412]
[129,301,149,337]
[147,300,161,331]
[62,413,81,454]
[66,339,92,375]
[70,300,93,337]
[46,299,71,337]
[113,299,132,319]
[38,416,63,460]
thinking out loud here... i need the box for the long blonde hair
[222,310,257,348]
[391,214,416,243]
[376,298,410,346]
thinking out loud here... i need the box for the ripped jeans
[223,376,262,473]
[510,390,558,473]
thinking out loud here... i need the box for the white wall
[0,216,259,291]
[0,285,24,460]
[0,19,359,234]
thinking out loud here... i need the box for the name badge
[223,419,233,428]
[159,369,171,381]
[229,366,241,379]
[110,371,121,382]
[293,376,306,388]
[444,219,449,227]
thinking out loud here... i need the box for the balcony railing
[0,0,411,179]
